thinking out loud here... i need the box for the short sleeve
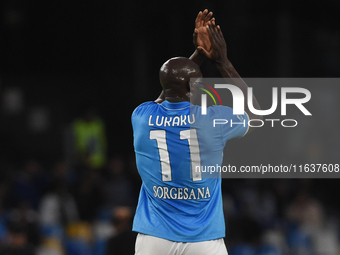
[131,101,156,120]
[210,106,249,144]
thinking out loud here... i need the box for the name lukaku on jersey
[153,185,211,200]
[148,114,196,127]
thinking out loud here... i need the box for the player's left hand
[193,9,214,53]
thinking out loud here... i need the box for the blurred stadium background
[0,0,340,254]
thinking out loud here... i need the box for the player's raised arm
[198,20,262,134]
[189,9,214,66]
[156,10,213,104]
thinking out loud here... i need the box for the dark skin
[156,10,262,134]
[190,9,214,66]
[155,9,213,103]
[158,57,202,103]
[198,20,262,133]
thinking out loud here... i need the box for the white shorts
[135,233,228,255]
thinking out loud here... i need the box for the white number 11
[150,129,202,182]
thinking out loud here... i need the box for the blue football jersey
[131,100,248,242]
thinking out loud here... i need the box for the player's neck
[165,94,189,102]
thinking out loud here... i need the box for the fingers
[196,9,214,28]
[203,11,213,25]
[208,21,224,46]
[206,24,217,44]
[216,25,224,42]
[193,29,198,44]
[201,9,208,26]
[217,25,224,38]
[208,20,220,37]
[195,11,202,27]
[211,22,223,41]
[209,19,218,33]
[208,22,226,47]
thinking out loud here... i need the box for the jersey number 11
[150,129,202,182]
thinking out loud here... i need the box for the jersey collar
[161,100,191,110]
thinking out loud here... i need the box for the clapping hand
[193,9,214,54]
[197,20,228,64]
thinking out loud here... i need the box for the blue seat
[0,223,7,240]
[287,228,311,249]
[65,239,92,255]
[41,224,64,239]
[92,239,107,255]
[257,245,281,255]
[229,244,257,255]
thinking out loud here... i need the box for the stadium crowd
[0,154,339,255]
[0,73,339,255]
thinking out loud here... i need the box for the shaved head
[159,57,201,89]
[159,57,202,102]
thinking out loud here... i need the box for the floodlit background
[0,0,339,254]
